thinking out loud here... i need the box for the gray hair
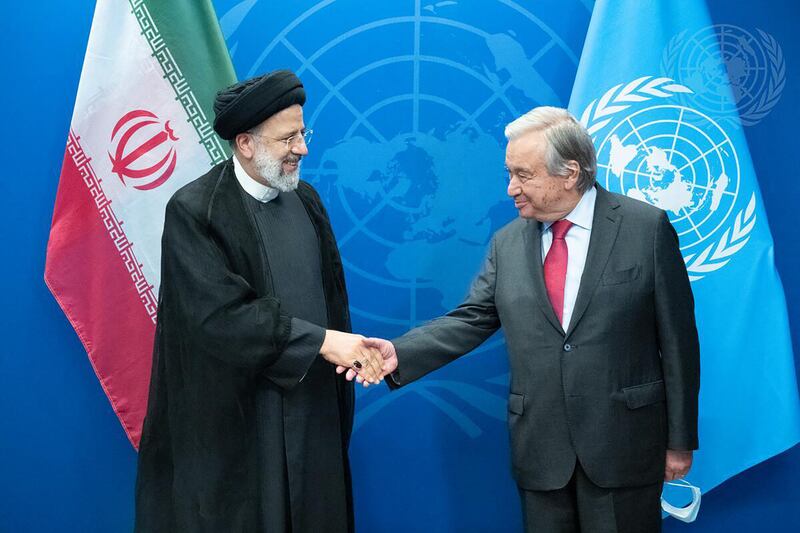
[504,106,597,193]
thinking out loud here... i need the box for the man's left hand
[665,449,693,481]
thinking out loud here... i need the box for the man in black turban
[134,69,385,533]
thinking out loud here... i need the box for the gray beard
[253,147,300,192]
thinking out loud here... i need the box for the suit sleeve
[391,237,501,386]
[160,195,317,390]
[654,211,700,450]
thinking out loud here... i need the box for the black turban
[213,69,306,140]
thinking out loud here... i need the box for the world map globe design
[319,130,506,316]
[244,0,580,330]
[663,24,783,127]
[596,104,740,252]
[685,26,767,111]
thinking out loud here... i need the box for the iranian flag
[45,0,236,448]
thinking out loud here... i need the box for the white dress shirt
[540,186,597,331]
[233,154,279,204]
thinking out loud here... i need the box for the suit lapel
[565,186,622,338]
[522,218,565,335]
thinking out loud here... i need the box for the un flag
[569,0,800,499]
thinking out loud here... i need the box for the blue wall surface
[1,1,798,531]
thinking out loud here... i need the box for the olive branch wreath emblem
[580,76,756,281]
[661,27,786,127]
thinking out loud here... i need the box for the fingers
[355,346,382,384]
[381,351,398,374]
[357,340,397,387]
[664,466,689,481]
[364,347,384,383]
[364,338,398,374]
[351,359,376,383]
[664,466,678,481]
[321,331,380,383]
[664,450,692,481]
[350,351,383,387]
[364,337,393,359]
[333,349,380,384]
[328,335,395,388]
[335,367,360,382]
[362,337,387,350]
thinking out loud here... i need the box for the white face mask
[661,479,701,523]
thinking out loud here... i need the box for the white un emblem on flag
[581,76,756,281]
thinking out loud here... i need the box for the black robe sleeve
[160,193,317,387]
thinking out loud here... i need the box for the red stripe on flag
[45,133,156,449]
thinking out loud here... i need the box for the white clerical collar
[232,154,279,203]
[542,185,597,232]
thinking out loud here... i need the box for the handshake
[319,330,398,386]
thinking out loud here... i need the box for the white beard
[253,146,300,192]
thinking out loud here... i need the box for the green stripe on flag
[129,0,237,164]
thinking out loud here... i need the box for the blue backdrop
[1,1,798,531]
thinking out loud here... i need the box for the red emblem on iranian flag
[44,0,235,448]
[108,110,179,191]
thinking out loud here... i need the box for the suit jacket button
[563,343,572,352]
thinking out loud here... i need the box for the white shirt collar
[542,185,597,232]
[232,154,279,203]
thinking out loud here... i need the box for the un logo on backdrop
[662,25,786,127]
[232,0,581,434]
[581,77,756,281]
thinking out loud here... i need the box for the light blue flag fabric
[569,0,800,496]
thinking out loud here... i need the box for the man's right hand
[319,330,384,384]
[336,337,398,387]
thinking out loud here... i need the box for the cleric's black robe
[134,159,354,532]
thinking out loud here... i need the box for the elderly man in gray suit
[342,106,700,532]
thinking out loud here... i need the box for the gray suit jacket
[391,185,700,491]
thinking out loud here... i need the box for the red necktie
[543,219,573,325]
